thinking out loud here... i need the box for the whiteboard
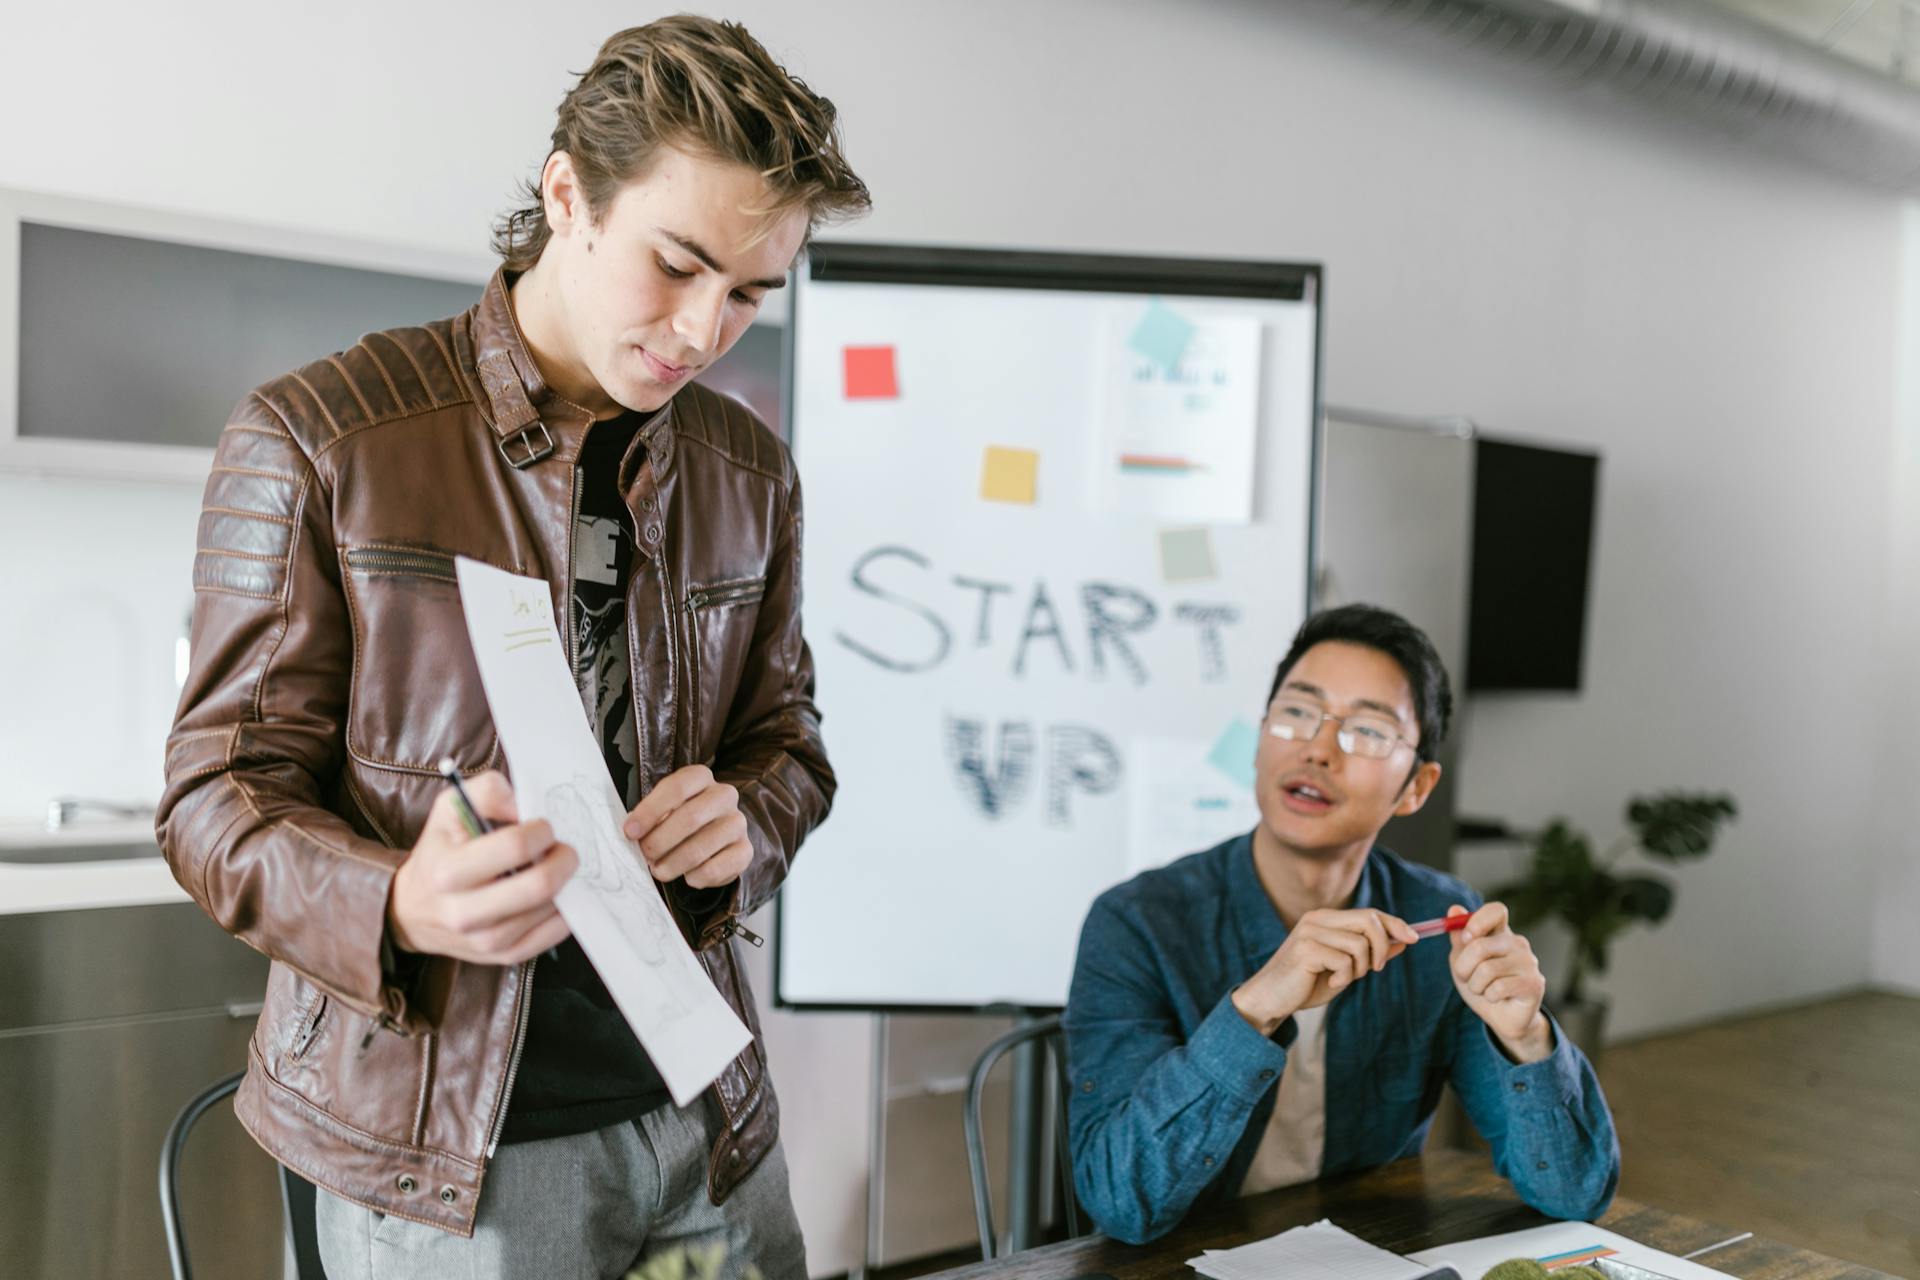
[777,245,1321,1010]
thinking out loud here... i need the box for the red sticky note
[843,345,899,400]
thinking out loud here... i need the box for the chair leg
[159,1071,246,1280]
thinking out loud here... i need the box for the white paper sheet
[1092,304,1264,524]
[1190,1219,1456,1280]
[1126,737,1262,877]
[1409,1223,1735,1280]
[455,556,750,1107]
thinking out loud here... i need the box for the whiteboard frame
[774,241,1325,1014]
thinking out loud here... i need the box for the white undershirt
[1238,1002,1329,1195]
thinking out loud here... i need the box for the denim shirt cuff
[1188,991,1291,1105]
[1477,1012,1583,1106]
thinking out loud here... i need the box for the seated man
[1064,604,1619,1244]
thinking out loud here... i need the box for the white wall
[3,0,1911,1271]
[1870,204,1920,996]
[0,475,202,818]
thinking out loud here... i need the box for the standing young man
[158,18,869,1277]
[1064,605,1619,1244]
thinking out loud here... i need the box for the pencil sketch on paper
[456,553,746,1103]
[544,773,690,1026]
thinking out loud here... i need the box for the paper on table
[454,557,750,1108]
[1408,1223,1735,1280]
[1125,738,1261,876]
[1190,1219,1459,1280]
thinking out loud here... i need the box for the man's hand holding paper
[625,763,753,890]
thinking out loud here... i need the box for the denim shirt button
[1512,1081,1528,1093]
[1258,1068,1276,1081]
[1203,1155,1216,1167]
[1536,1160,1549,1171]
[1081,1080,1095,1094]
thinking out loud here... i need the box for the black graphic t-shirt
[498,410,671,1145]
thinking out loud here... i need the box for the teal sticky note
[1159,527,1216,583]
[1207,718,1259,789]
[1128,299,1196,374]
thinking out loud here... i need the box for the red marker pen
[1408,914,1472,940]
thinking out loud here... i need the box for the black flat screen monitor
[1466,437,1600,692]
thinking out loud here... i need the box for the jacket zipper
[686,579,766,610]
[342,547,460,581]
[722,920,764,947]
[484,453,583,1157]
[289,992,329,1060]
[683,578,763,748]
[484,953,537,1158]
[686,577,767,948]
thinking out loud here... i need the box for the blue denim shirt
[1063,833,1620,1245]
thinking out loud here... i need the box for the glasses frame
[1263,696,1419,761]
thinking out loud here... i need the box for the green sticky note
[1207,718,1259,789]
[1128,298,1196,374]
[1159,527,1216,582]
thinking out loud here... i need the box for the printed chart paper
[1410,1223,1735,1280]
[1093,304,1263,524]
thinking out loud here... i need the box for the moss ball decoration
[1482,1262,1550,1280]
[1482,1265,1608,1280]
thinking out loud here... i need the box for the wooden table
[926,1150,1895,1280]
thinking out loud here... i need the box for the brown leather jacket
[156,270,833,1236]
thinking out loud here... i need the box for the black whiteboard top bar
[805,241,1319,302]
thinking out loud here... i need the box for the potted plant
[1487,792,1737,1061]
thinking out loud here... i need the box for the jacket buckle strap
[475,351,553,468]
[499,423,555,469]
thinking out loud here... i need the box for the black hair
[1265,604,1453,766]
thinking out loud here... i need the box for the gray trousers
[315,1099,806,1280]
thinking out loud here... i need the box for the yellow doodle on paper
[980,446,1039,505]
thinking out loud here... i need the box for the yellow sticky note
[980,446,1039,505]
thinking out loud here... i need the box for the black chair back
[962,1016,1085,1259]
[160,1070,326,1280]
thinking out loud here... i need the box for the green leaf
[1489,878,1556,929]
[1613,874,1675,925]
[1532,820,1597,886]
[1536,823,1602,927]
[1627,793,1737,862]
[1572,872,1636,975]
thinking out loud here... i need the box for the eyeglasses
[1265,696,1417,761]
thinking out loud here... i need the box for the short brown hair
[493,15,870,272]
